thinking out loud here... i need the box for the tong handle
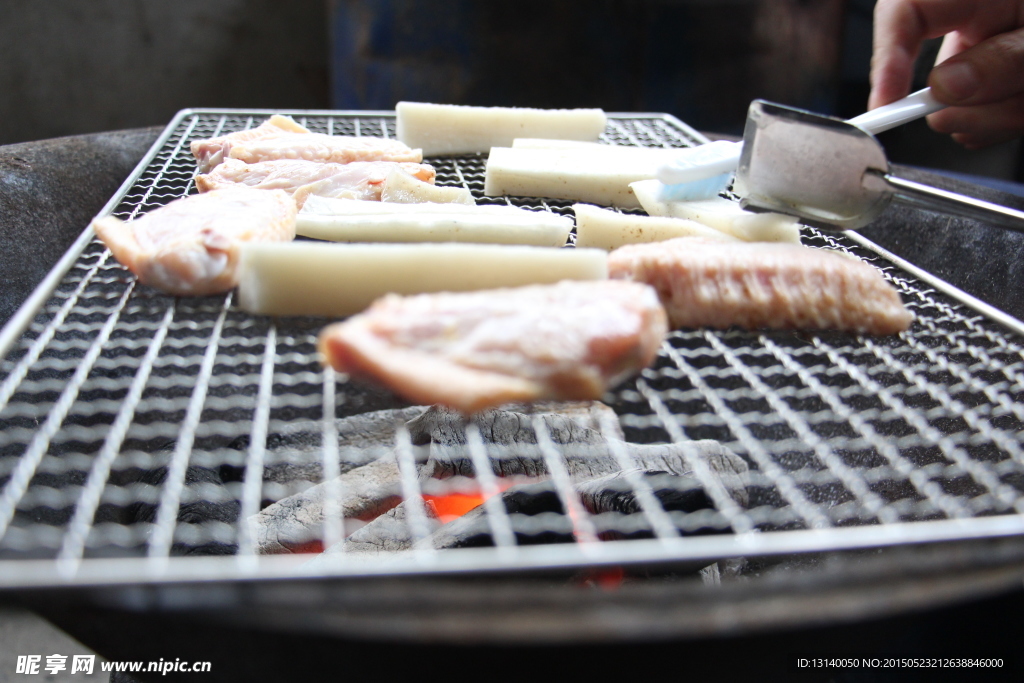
[848,88,944,136]
[865,169,1024,233]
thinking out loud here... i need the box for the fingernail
[933,61,979,101]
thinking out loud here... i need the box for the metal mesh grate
[2,109,1024,588]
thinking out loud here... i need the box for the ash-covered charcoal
[251,403,618,554]
[307,499,442,568]
[431,433,748,489]
[250,453,431,554]
[412,402,621,479]
[406,402,622,448]
[698,442,750,508]
[253,398,750,557]
[576,469,713,515]
[578,470,722,540]
[577,443,748,540]
[572,440,750,507]
[231,406,427,487]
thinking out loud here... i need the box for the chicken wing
[608,238,913,335]
[92,187,297,296]
[190,114,310,173]
[318,280,668,414]
[227,133,422,165]
[196,158,436,208]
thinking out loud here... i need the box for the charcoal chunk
[406,402,620,447]
[251,455,424,555]
[310,499,443,565]
[256,406,428,486]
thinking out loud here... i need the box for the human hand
[869,0,1024,148]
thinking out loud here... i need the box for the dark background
[0,0,1020,181]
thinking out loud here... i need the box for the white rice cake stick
[573,203,738,250]
[296,198,572,247]
[380,166,475,205]
[396,102,607,156]
[485,147,681,208]
[630,179,802,243]
[237,242,608,317]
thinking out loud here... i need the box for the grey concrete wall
[0,0,329,145]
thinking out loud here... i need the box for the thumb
[929,28,1024,105]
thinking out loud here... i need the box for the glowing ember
[290,539,325,554]
[422,478,526,523]
[423,492,487,523]
[577,566,625,591]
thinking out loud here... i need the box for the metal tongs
[733,100,1024,232]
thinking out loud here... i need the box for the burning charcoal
[252,398,748,557]
[307,499,442,567]
[423,441,748,551]
[251,454,430,554]
[575,442,749,540]
[420,481,573,550]
[564,440,749,502]
[575,442,749,525]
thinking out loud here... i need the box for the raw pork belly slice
[227,133,423,165]
[196,158,436,208]
[608,238,913,335]
[318,280,668,414]
[190,114,310,173]
[92,187,297,296]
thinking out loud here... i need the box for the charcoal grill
[4,109,1024,642]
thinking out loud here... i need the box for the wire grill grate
[2,109,1024,587]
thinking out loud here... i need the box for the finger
[869,0,925,108]
[869,0,978,108]
[934,31,968,64]
[929,27,1024,105]
[926,93,1024,146]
